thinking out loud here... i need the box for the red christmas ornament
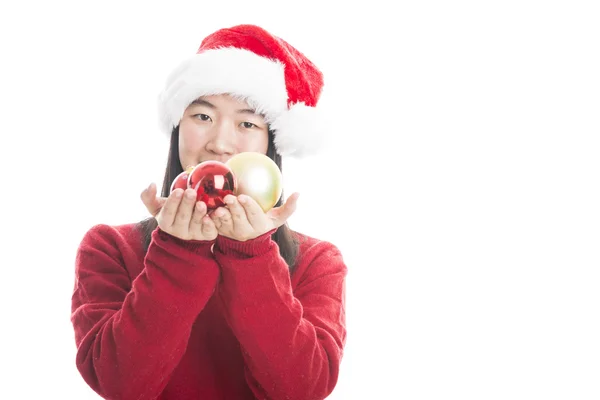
[170,166,195,193]
[187,161,236,211]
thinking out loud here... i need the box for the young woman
[71,24,347,400]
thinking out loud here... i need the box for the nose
[205,121,235,158]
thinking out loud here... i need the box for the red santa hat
[157,24,326,157]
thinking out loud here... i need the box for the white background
[1,1,599,399]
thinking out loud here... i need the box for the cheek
[239,131,269,153]
[178,121,206,163]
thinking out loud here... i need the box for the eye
[241,122,257,129]
[194,114,212,121]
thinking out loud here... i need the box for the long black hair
[136,126,300,271]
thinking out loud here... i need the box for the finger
[190,201,208,230]
[224,195,250,230]
[201,214,218,237]
[266,192,300,227]
[173,188,197,227]
[210,207,221,230]
[211,206,232,230]
[238,194,266,228]
[160,188,184,226]
[140,183,155,204]
[141,183,167,217]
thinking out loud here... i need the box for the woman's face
[178,94,269,170]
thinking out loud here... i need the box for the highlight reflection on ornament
[187,161,236,211]
[225,152,283,212]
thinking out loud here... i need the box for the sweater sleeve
[213,232,347,400]
[70,224,220,400]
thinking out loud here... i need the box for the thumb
[141,183,167,217]
[267,192,299,227]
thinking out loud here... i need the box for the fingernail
[174,189,183,198]
[224,195,235,204]
[238,195,247,204]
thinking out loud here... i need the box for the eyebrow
[191,99,261,116]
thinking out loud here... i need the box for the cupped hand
[210,193,299,242]
[141,183,218,241]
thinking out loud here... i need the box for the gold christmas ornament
[226,152,283,212]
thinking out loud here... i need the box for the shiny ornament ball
[225,152,283,212]
[169,166,195,193]
[187,161,236,211]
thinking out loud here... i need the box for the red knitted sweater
[70,223,347,400]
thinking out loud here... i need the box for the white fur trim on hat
[157,47,324,157]
[158,47,288,134]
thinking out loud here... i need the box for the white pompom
[271,102,329,157]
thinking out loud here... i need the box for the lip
[198,158,231,164]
